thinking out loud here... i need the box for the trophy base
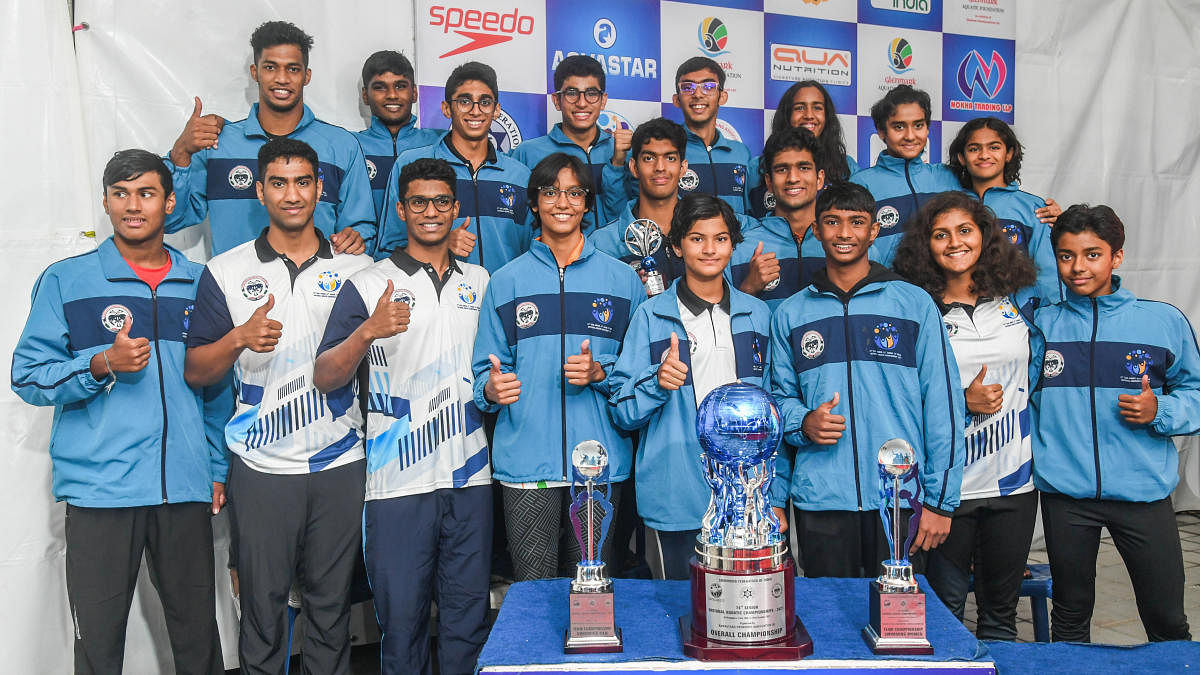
[563,627,623,654]
[863,579,933,655]
[680,616,813,661]
[563,585,623,654]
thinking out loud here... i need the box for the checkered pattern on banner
[414,0,1015,166]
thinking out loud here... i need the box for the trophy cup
[623,218,666,296]
[680,383,813,660]
[563,440,623,653]
[863,438,933,654]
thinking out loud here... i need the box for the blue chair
[967,563,1053,642]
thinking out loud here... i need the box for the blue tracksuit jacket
[11,238,231,507]
[472,237,644,483]
[850,151,961,267]
[727,215,826,312]
[355,115,442,221]
[166,103,376,256]
[1030,278,1200,502]
[971,184,1063,304]
[678,128,757,215]
[768,264,965,514]
[608,280,771,531]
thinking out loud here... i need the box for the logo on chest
[392,287,417,309]
[1042,349,1065,379]
[679,169,700,192]
[1124,348,1153,379]
[877,205,900,229]
[456,281,478,308]
[365,159,378,182]
[241,275,269,301]
[101,304,131,333]
[314,271,343,298]
[228,165,254,190]
[800,329,825,359]
[873,322,900,350]
[515,301,539,329]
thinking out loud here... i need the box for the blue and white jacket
[971,184,1063,304]
[166,103,376,256]
[355,115,442,221]
[608,280,771,531]
[768,264,965,514]
[1030,278,1200,502]
[678,128,757,215]
[727,215,826,312]
[472,237,645,483]
[11,239,230,507]
[850,151,961,267]
[376,134,532,268]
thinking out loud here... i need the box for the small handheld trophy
[563,440,623,653]
[863,438,933,654]
[623,218,666,296]
[680,383,812,660]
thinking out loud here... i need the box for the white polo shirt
[677,279,738,407]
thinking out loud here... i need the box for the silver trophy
[623,218,666,296]
[563,441,622,653]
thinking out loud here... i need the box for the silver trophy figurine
[563,441,623,653]
[623,218,666,296]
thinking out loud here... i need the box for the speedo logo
[429,6,535,59]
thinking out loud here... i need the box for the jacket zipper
[841,300,862,509]
[583,142,598,231]
[903,159,920,218]
[152,287,169,503]
[1089,298,1102,499]
[471,168,485,269]
[704,143,719,197]
[559,266,568,480]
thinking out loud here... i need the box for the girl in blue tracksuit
[472,153,644,581]
[1030,205,1199,643]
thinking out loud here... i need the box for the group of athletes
[12,18,1199,675]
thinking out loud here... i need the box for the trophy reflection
[563,440,623,653]
[623,218,666,296]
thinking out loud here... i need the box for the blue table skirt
[984,639,1200,672]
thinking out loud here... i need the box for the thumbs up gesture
[170,96,225,167]
[236,294,283,353]
[1118,374,1158,425]
[564,338,605,386]
[965,364,1004,415]
[739,241,780,295]
[106,314,151,373]
[801,392,846,445]
[484,353,522,405]
[362,280,411,340]
[448,217,476,258]
[657,332,689,391]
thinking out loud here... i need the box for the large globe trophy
[563,440,623,653]
[863,438,933,654]
[680,383,813,660]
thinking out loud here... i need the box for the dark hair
[668,193,743,251]
[815,181,875,219]
[257,137,318,178]
[103,149,173,195]
[759,127,821,179]
[554,54,605,92]
[870,84,931,131]
[250,21,313,66]
[770,81,850,182]
[894,191,1036,299]
[675,56,725,90]
[631,117,687,158]
[527,153,595,212]
[397,157,457,200]
[445,61,498,101]
[361,50,414,88]
[1051,204,1126,252]
[946,117,1024,189]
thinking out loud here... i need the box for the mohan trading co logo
[228,165,254,190]
[950,50,1013,115]
[770,44,852,87]
[887,38,914,75]
[101,304,131,333]
[428,6,535,59]
[1124,348,1153,378]
[697,17,729,57]
[596,110,632,134]
[873,321,900,350]
[489,108,522,153]
[871,0,931,13]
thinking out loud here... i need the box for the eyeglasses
[555,87,604,104]
[402,195,455,213]
[537,186,589,203]
[678,81,720,95]
[448,96,496,113]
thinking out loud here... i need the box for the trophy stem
[891,476,902,562]
[586,480,595,562]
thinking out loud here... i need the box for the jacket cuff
[923,502,954,518]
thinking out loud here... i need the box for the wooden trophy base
[680,616,813,661]
[862,579,933,655]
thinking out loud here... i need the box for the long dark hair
[894,191,1035,299]
[770,81,851,183]
[946,117,1024,190]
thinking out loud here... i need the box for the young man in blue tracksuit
[355,50,442,222]
[472,153,644,581]
[1031,205,1197,643]
[166,21,375,257]
[729,126,827,311]
[509,55,626,236]
[11,150,228,674]
[768,181,965,578]
[850,85,961,268]
[376,62,532,267]
[609,193,771,580]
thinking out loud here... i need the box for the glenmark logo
[429,6,535,59]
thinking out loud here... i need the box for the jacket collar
[685,126,730,150]
[677,277,731,315]
[528,235,597,269]
[1062,275,1136,312]
[253,227,333,263]
[440,133,497,168]
[97,237,193,283]
[652,277,756,322]
[366,114,421,141]
[244,103,315,139]
[548,123,608,151]
[810,262,903,301]
[872,149,927,174]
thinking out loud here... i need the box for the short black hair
[759,127,821,179]
[631,117,687,158]
[102,149,173,195]
[870,84,931,131]
[250,21,314,66]
[946,116,1024,189]
[397,157,457,200]
[675,56,725,90]
[554,54,605,92]
[669,193,743,251]
[527,153,595,212]
[815,181,875,220]
[257,137,318,179]
[1052,204,1126,252]
[361,50,414,88]
[445,61,498,101]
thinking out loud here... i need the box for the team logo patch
[101,304,131,333]
[877,205,900,229]
[944,321,959,337]
[365,159,378,182]
[1125,348,1153,377]
[709,582,723,600]
[687,331,698,355]
[763,191,776,212]
[515,301,539,329]
[679,169,700,192]
[182,303,193,338]
[457,282,477,305]
[241,275,269,301]
[498,184,516,209]
[391,288,417,309]
[591,296,613,325]
[873,322,900,350]
[998,299,1018,319]
[751,336,763,366]
[765,277,780,291]
[1002,221,1025,246]
[801,330,825,359]
[731,164,746,188]
[316,271,341,293]
[1043,349,1065,379]
[228,165,254,190]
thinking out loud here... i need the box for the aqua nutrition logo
[957,50,1007,99]
[888,38,914,74]
[697,17,729,57]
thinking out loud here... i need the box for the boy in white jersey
[185,138,371,673]
[314,158,491,674]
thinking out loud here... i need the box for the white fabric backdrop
[2,0,1198,671]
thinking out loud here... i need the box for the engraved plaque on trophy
[563,440,623,653]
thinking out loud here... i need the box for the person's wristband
[102,350,115,392]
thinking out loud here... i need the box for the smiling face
[672,215,733,284]
[959,126,1013,188]
[257,156,320,232]
[672,68,727,129]
[630,137,687,202]
[363,71,416,130]
[398,178,458,249]
[553,74,607,136]
[789,86,827,138]
[929,208,983,278]
[104,172,175,247]
[442,80,498,144]
[532,166,587,239]
[814,208,879,267]
[764,147,824,214]
[1055,230,1123,298]
[879,102,929,160]
[251,44,311,113]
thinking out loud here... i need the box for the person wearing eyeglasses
[509,55,627,236]
[472,153,644,581]
[375,62,532,269]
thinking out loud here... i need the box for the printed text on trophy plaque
[704,572,787,642]
[879,594,927,639]
[569,593,616,639]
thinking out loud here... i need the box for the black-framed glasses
[536,186,589,203]
[555,87,604,104]
[402,195,455,213]
[449,96,496,113]
[678,81,720,95]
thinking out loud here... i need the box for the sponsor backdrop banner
[413,0,1016,167]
